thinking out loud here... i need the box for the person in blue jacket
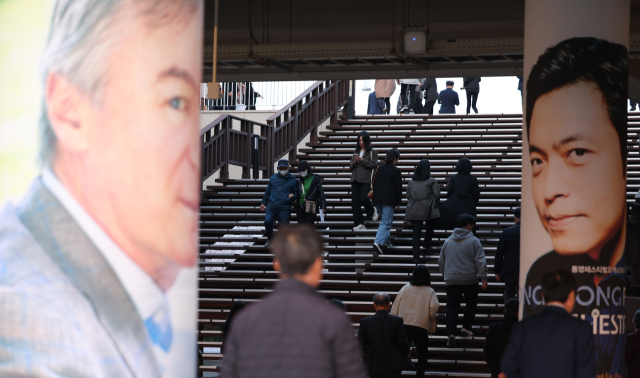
[438,81,459,114]
[261,159,299,247]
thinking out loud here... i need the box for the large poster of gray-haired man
[0,1,203,377]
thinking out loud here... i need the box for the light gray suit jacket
[0,179,160,377]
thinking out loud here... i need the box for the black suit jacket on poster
[501,306,596,378]
[358,310,414,374]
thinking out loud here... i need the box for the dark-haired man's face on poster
[529,81,627,258]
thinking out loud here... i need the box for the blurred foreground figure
[222,225,367,378]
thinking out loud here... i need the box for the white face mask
[279,169,289,176]
[300,171,308,178]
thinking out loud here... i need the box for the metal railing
[200,80,349,182]
[200,81,316,110]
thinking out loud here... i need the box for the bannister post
[221,118,229,179]
[251,134,260,179]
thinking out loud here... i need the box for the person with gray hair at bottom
[358,293,414,378]
[0,0,203,376]
[626,310,640,377]
[222,225,367,378]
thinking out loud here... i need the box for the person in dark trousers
[220,301,246,355]
[438,81,459,114]
[631,100,637,111]
[368,91,381,115]
[260,159,299,248]
[397,79,421,113]
[405,159,441,262]
[494,207,520,303]
[626,310,640,378]
[390,266,440,378]
[462,77,481,114]
[222,225,368,378]
[350,131,379,230]
[296,160,327,225]
[372,149,402,254]
[438,214,488,347]
[483,298,519,378]
[243,82,262,110]
[422,78,439,115]
[501,270,596,378]
[437,158,480,230]
[358,293,414,378]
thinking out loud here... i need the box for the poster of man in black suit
[522,37,628,375]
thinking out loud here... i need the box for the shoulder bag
[301,179,317,214]
[367,166,379,200]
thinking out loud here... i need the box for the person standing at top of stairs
[397,78,421,113]
[350,131,379,230]
[260,159,299,248]
[438,81,460,114]
[462,77,481,114]
[375,79,396,114]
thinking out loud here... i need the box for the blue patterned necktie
[145,303,173,352]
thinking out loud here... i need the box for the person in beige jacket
[374,79,396,114]
[390,265,440,378]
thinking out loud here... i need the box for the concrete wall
[201,110,333,189]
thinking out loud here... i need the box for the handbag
[367,166,379,200]
[300,180,317,214]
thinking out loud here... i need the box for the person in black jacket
[422,78,439,115]
[296,160,327,225]
[494,207,520,303]
[358,293,414,378]
[483,298,519,378]
[501,270,596,378]
[462,77,481,114]
[437,158,480,230]
[350,131,380,231]
[372,149,402,254]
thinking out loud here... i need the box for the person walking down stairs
[260,159,299,248]
[372,149,402,254]
[350,131,379,230]
[405,159,441,263]
[295,160,327,225]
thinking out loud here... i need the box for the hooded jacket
[262,172,299,210]
[438,228,488,285]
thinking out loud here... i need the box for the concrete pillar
[520,0,629,375]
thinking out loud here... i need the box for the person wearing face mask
[261,159,299,248]
[296,160,327,225]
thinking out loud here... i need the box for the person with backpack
[296,160,327,225]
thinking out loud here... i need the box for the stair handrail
[201,80,349,183]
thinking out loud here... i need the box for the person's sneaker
[399,105,408,113]
[373,243,384,255]
[353,224,367,231]
[631,107,637,111]
[409,109,415,114]
[264,240,272,248]
[384,242,393,248]
[371,207,379,222]
[447,336,456,348]
[461,328,474,337]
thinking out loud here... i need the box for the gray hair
[38,0,200,167]
[272,225,324,275]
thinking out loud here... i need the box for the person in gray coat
[422,78,440,115]
[222,225,368,378]
[405,160,441,262]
